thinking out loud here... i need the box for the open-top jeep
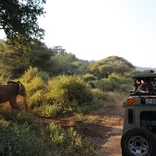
[121,73,156,156]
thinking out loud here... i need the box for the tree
[51,46,78,75]
[0,0,45,41]
[0,40,57,78]
[90,56,135,78]
[29,41,56,73]
[0,40,30,78]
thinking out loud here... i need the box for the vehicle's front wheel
[121,128,156,156]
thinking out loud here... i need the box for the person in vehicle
[150,70,154,74]
[137,78,153,93]
[133,79,141,92]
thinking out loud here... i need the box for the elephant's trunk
[23,96,28,111]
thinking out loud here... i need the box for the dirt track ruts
[98,125,123,156]
[97,102,125,156]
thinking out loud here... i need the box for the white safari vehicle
[121,73,156,156]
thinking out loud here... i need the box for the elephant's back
[0,85,17,103]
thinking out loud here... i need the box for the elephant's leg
[9,97,20,110]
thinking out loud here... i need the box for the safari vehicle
[121,73,156,156]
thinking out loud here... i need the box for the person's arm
[137,84,145,93]
[138,84,149,93]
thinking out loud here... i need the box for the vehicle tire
[121,128,156,156]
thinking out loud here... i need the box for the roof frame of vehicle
[132,74,156,79]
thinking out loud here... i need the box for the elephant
[0,81,28,111]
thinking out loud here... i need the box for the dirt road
[98,125,123,156]
[97,102,125,156]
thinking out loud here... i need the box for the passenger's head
[136,80,141,84]
[144,78,150,83]
[150,70,154,74]
[143,78,153,92]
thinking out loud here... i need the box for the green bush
[91,88,108,101]
[108,73,133,92]
[26,76,45,95]
[82,73,97,82]
[90,89,120,108]
[0,123,48,156]
[46,122,97,156]
[21,66,49,82]
[94,78,115,91]
[94,74,132,92]
[28,90,46,109]
[0,110,34,125]
[19,66,48,97]
[0,112,97,156]
[34,104,63,117]
[40,76,94,116]
[47,76,93,105]
[0,75,9,84]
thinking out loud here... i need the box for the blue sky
[1,0,156,67]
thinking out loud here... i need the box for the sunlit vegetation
[0,111,97,156]
[0,39,149,155]
[0,1,153,154]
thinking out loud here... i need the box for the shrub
[91,88,108,101]
[43,76,93,116]
[46,122,97,156]
[82,73,97,82]
[19,66,48,97]
[0,112,97,156]
[47,76,93,105]
[24,76,45,96]
[108,74,133,92]
[90,89,117,108]
[33,104,63,117]
[28,90,45,109]
[0,123,48,156]
[102,92,127,108]
[94,78,115,91]
[0,110,34,125]
[94,74,132,92]
[21,66,49,82]
[0,75,9,84]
